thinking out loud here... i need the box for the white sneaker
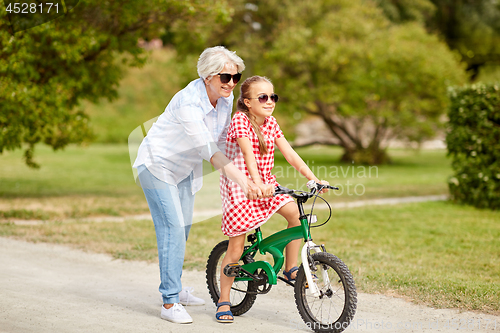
[179,287,205,306]
[160,303,193,324]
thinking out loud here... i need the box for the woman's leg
[276,202,301,280]
[217,234,246,320]
[176,173,195,241]
[138,167,192,306]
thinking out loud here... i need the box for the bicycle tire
[205,240,257,316]
[294,252,357,333]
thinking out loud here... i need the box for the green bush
[446,83,500,209]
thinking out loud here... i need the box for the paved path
[1,237,498,333]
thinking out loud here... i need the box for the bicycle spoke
[299,258,352,327]
[207,240,258,316]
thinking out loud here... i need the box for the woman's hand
[256,183,275,198]
[246,179,262,200]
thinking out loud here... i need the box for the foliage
[374,0,436,23]
[262,0,466,164]
[0,0,232,167]
[446,83,500,209]
[376,0,500,80]
[82,49,184,143]
[170,0,466,164]
[428,0,500,80]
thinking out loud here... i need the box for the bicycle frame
[235,193,328,296]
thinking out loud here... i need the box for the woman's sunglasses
[217,73,242,84]
[247,93,279,104]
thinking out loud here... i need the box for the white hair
[197,46,245,80]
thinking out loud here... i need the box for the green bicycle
[206,180,357,333]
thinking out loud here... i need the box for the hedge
[446,83,500,210]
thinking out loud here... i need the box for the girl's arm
[275,137,328,190]
[237,137,274,197]
[210,152,262,200]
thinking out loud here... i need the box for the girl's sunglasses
[248,93,279,104]
[217,73,242,84]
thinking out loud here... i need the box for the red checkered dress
[220,112,294,237]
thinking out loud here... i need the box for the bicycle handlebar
[322,184,340,190]
[274,181,339,197]
[274,181,337,228]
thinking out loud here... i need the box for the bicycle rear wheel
[205,240,257,316]
[295,252,357,333]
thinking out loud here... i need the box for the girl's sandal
[215,301,233,323]
[283,266,299,282]
[284,266,319,285]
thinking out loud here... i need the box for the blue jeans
[137,165,194,304]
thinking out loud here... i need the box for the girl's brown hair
[236,76,272,155]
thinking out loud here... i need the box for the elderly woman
[133,46,261,324]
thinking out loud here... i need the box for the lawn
[1,200,498,314]
[3,143,498,314]
[0,143,452,220]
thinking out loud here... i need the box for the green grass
[0,219,159,262]
[1,143,498,314]
[0,144,140,197]
[0,209,50,220]
[275,146,450,200]
[0,144,148,219]
[1,200,498,314]
[309,201,500,314]
[0,144,451,219]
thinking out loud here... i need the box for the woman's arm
[236,137,274,197]
[210,151,262,200]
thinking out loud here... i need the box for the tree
[0,0,231,167]
[374,0,437,23]
[170,0,467,164]
[375,0,500,81]
[189,0,465,164]
[259,0,466,164]
[428,0,500,80]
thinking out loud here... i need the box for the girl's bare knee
[288,218,300,228]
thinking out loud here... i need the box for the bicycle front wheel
[295,252,357,333]
[205,240,257,316]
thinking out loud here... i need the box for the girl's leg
[218,234,246,320]
[276,202,301,280]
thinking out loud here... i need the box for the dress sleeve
[272,116,284,140]
[228,112,251,140]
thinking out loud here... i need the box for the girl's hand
[318,180,330,194]
[257,183,275,198]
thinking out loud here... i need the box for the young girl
[216,76,328,323]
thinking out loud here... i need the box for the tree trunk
[312,103,392,165]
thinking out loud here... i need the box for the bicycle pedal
[223,263,241,277]
[304,275,319,289]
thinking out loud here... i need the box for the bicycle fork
[301,241,329,296]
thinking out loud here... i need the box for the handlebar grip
[274,185,294,195]
[308,180,339,191]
